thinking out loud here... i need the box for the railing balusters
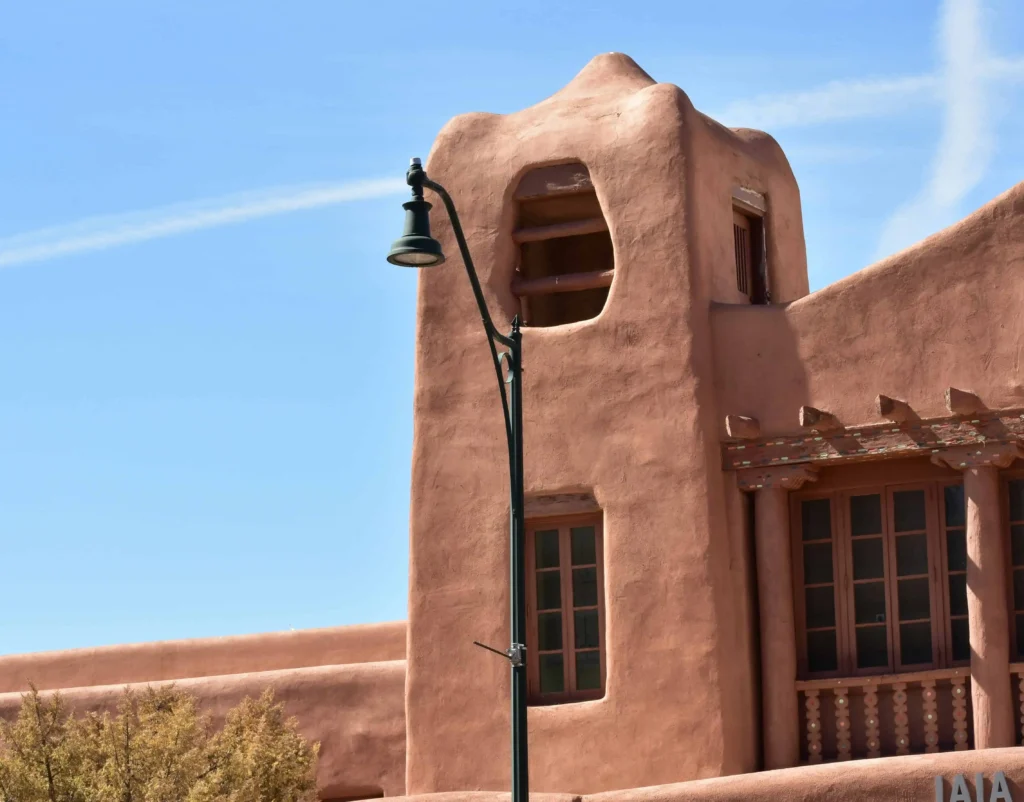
[922,679,939,753]
[805,690,823,763]
[863,684,881,758]
[834,688,851,760]
[951,675,969,751]
[892,682,910,755]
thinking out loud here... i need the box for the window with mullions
[526,516,605,704]
[794,481,965,677]
[1007,478,1024,659]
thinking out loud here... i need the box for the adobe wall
[0,621,406,693]
[385,749,1024,802]
[0,660,408,799]
[405,53,804,795]
[712,181,1024,436]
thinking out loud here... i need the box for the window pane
[852,537,885,580]
[574,610,600,649]
[1017,614,1024,660]
[805,586,836,629]
[896,534,929,576]
[535,530,560,569]
[850,494,883,536]
[537,612,563,651]
[1015,570,1024,612]
[803,542,833,584]
[575,651,601,691]
[854,581,887,624]
[893,490,926,532]
[949,573,968,617]
[856,625,889,668]
[570,526,597,565]
[947,530,967,572]
[1012,525,1024,567]
[900,621,933,665]
[573,567,598,607]
[951,618,970,662]
[1010,479,1024,523]
[536,571,561,610]
[807,629,838,673]
[897,577,931,621]
[539,654,564,693]
[801,499,832,541]
[944,484,965,528]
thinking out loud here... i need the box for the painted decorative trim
[722,408,1024,471]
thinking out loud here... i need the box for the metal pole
[509,318,528,802]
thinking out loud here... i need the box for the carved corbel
[946,387,985,417]
[737,464,819,492]
[799,405,842,433]
[931,442,1024,470]
[876,394,914,422]
[725,415,761,440]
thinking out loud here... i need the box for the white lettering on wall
[935,773,1013,802]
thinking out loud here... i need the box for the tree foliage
[0,685,319,802]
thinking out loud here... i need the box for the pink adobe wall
[0,661,407,799]
[405,53,808,795]
[383,749,1024,802]
[0,621,406,694]
[712,181,1024,436]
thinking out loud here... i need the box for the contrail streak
[0,176,407,269]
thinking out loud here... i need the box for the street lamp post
[387,158,529,802]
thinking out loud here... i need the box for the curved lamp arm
[408,161,516,454]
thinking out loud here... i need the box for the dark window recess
[513,163,614,328]
[732,209,768,305]
[1007,479,1024,659]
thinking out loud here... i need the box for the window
[732,208,768,305]
[526,515,605,703]
[793,481,965,677]
[1007,478,1024,659]
[512,163,614,328]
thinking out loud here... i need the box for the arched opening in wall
[512,163,614,328]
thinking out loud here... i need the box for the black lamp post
[387,158,529,802]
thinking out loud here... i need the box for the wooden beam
[946,387,985,416]
[799,405,842,432]
[514,163,593,200]
[876,394,913,422]
[512,217,608,243]
[725,415,761,440]
[511,269,614,297]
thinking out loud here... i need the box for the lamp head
[386,158,446,268]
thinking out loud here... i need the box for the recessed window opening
[512,163,614,328]
[731,187,769,305]
[527,513,606,705]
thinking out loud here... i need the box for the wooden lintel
[721,407,1024,472]
[512,269,614,297]
[514,163,593,201]
[799,405,841,432]
[877,394,913,422]
[731,186,767,215]
[513,217,608,244]
[946,387,985,416]
[725,414,761,440]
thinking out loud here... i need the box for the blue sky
[1,0,1022,655]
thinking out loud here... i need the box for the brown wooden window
[1006,478,1024,659]
[526,515,605,704]
[512,163,614,328]
[732,208,768,305]
[793,480,965,678]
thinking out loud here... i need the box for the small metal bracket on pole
[473,640,527,667]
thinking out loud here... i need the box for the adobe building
[3,53,1024,802]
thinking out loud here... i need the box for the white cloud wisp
[0,177,408,269]
[876,0,995,258]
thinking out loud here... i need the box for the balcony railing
[795,668,971,762]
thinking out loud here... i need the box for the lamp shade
[387,198,446,267]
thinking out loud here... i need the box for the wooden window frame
[938,479,970,667]
[792,479,963,679]
[525,513,606,705]
[1002,471,1024,660]
[731,204,769,305]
